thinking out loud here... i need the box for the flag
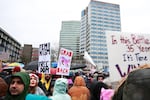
[84,51,96,66]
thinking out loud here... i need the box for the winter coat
[49,78,71,100]
[35,86,46,96]
[38,73,52,96]
[68,76,90,100]
[0,77,8,100]
[26,94,51,100]
[89,80,108,100]
[4,72,30,100]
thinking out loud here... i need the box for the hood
[53,78,68,95]
[5,72,30,100]
[73,76,86,86]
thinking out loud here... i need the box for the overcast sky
[0,0,150,47]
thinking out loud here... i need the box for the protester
[38,73,53,96]
[4,72,30,100]
[89,74,109,100]
[28,73,45,96]
[67,78,73,90]
[49,78,71,100]
[97,74,105,82]
[0,77,8,100]
[68,76,90,100]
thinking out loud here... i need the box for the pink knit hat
[68,79,73,84]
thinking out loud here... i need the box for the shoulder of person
[26,94,51,100]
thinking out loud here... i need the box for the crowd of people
[1,64,150,100]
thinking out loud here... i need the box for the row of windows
[91,35,105,38]
[90,46,107,51]
[91,21,120,26]
[90,42,107,46]
[91,51,107,55]
[91,55,108,59]
[91,16,120,22]
[91,10,120,16]
[91,39,106,43]
[91,18,120,22]
[94,60,108,64]
[90,3,119,11]
[90,26,120,31]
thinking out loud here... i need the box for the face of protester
[98,76,104,82]
[30,76,37,87]
[9,77,24,95]
[45,74,51,80]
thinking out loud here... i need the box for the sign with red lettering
[57,48,73,76]
[106,31,150,82]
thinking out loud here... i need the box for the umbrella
[23,61,38,70]
[70,64,87,70]
[7,62,25,68]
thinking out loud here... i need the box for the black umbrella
[70,64,87,70]
[23,61,38,70]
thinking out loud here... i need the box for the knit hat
[12,66,21,72]
[68,79,73,85]
[29,73,39,83]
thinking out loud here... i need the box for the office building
[59,21,81,63]
[80,0,121,70]
[0,27,21,62]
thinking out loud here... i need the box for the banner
[84,51,96,66]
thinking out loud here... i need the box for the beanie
[29,73,39,83]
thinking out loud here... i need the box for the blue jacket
[26,94,51,100]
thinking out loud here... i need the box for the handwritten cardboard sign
[38,42,51,74]
[106,31,150,82]
[57,48,73,76]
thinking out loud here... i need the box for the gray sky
[0,0,150,47]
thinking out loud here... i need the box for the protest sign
[57,48,73,76]
[106,31,150,82]
[38,42,51,74]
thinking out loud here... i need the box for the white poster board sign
[38,42,51,74]
[57,48,73,76]
[106,31,150,82]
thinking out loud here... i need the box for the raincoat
[68,76,90,100]
[49,78,71,100]
[4,72,30,100]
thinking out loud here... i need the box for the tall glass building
[59,21,81,63]
[80,0,121,70]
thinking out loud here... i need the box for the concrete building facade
[0,27,21,62]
